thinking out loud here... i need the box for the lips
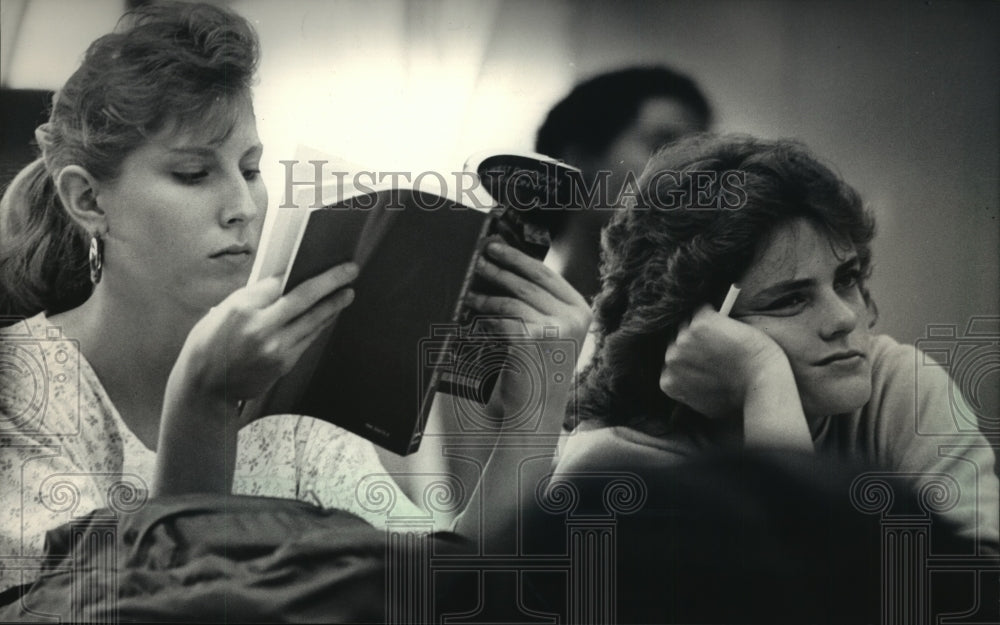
[210,244,254,268]
[813,350,865,366]
[210,244,253,258]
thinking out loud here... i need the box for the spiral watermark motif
[420,476,464,515]
[355,475,399,515]
[601,475,647,515]
[107,478,149,514]
[915,475,961,514]
[536,475,581,515]
[849,475,896,514]
[39,476,83,515]
[850,471,962,517]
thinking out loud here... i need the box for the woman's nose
[220,177,261,226]
[819,290,860,340]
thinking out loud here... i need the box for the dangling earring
[88,234,104,285]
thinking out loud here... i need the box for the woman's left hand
[446,240,591,546]
[462,240,591,433]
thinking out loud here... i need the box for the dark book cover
[256,189,490,455]
[253,155,579,456]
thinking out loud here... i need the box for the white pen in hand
[719,284,741,317]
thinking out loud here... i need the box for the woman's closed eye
[172,170,208,184]
[172,167,260,184]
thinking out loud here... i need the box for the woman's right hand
[171,262,359,407]
[659,304,789,419]
[660,304,812,450]
[154,263,358,497]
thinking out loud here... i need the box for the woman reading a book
[0,1,591,594]
[555,133,999,552]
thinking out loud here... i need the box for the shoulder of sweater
[556,423,695,475]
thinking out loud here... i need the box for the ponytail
[0,158,91,317]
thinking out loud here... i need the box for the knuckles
[258,336,283,362]
[658,369,675,391]
[511,282,533,302]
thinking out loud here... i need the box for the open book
[243,151,582,455]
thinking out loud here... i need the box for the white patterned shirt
[0,314,425,592]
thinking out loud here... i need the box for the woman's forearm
[451,429,558,552]
[152,370,240,497]
[743,358,813,451]
[450,366,569,548]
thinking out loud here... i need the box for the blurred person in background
[535,65,713,300]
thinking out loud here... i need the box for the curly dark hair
[573,133,877,435]
[0,1,259,316]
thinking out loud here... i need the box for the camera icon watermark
[419,317,577,434]
[0,318,81,435]
[914,316,999,434]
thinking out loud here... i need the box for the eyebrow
[167,146,215,158]
[167,144,263,159]
[752,254,860,300]
[754,278,814,301]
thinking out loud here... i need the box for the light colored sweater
[556,334,999,552]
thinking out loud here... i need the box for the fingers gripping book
[243,151,582,455]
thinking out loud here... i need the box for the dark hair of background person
[574,133,877,435]
[0,1,259,318]
[535,65,713,163]
[531,65,713,301]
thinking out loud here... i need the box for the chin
[804,379,874,417]
[189,280,245,311]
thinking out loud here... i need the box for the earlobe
[55,165,107,234]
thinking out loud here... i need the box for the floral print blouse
[0,314,425,592]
